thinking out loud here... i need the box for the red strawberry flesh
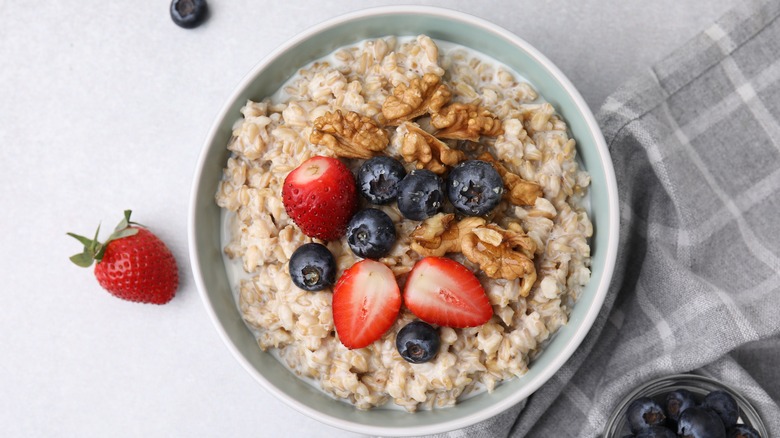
[332,259,401,349]
[282,156,358,241]
[404,257,492,328]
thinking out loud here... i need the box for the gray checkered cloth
[431,0,780,436]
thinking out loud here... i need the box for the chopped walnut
[461,223,537,296]
[430,103,503,141]
[310,110,389,159]
[478,152,543,206]
[409,213,458,257]
[399,122,465,174]
[409,213,484,257]
[410,215,537,293]
[501,222,537,259]
[382,73,451,125]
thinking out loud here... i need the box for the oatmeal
[215,35,592,411]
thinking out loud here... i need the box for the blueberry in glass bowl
[603,374,767,438]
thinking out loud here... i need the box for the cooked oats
[216,35,592,411]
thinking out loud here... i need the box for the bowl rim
[189,4,619,436]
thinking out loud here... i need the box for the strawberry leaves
[67,210,140,267]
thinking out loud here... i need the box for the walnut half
[310,110,389,159]
[478,152,543,206]
[382,73,451,125]
[399,122,465,174]
[461,223,537,296]
[430,103,503,141]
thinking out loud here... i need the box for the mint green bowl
[189,6,619,436]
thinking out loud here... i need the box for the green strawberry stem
[67,210,140,267]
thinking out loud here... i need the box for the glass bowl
[603,374,767,437]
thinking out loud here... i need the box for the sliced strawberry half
[332,259,401,349]
[403,256,493,328]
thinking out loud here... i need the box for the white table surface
[0,1,739,436]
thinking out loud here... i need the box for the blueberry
[346,208,396,259]
[396,321,440,363]
[397,169,444,220]
[170,0,208,29]
[626,397,666,433]
[288,243,336,291]
[728,424,761,438]
[666,388,697,422]
[446,160,504,216]
[678,407,726,438]
[358,156,406,204]
[703,390,739,429]
[636,426,677,438]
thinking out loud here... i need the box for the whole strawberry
[282,156,358,241]
[68,210,178,304]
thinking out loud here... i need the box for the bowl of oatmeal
[189,5,619,436]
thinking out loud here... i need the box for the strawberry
[68,210,178,304]
[282,156,358,241]
[403,257,492,328]
[332,259,401,349]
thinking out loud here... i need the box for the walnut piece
[409,213,484,257]
[399,122,465,174]
[382,73,451,125]
[461,223,537,296]
[410,214,537,294]
[310,110,389,159]
[478,152,543,206]
[430,103,503,141]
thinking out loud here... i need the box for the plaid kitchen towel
[429,0,780,436]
